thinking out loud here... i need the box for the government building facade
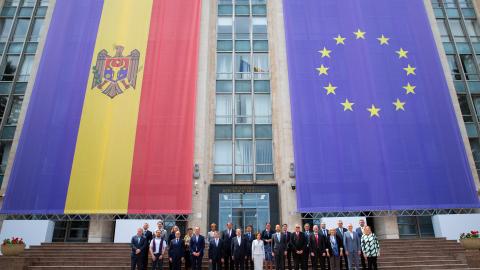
[0,0,478,245]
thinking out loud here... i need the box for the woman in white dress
[252,232,265,270]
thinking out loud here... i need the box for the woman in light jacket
[252,232,265,270]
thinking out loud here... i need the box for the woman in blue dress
[261,223,275,270]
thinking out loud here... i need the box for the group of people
[130,219,380,270]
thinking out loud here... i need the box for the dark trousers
[302,247,310,270]
[274,252,285,270]
[212,259,223,270]
[340,250,349,270]
[367,256,377,270]
[293,252,303,270]
[284,249,293,270]
[224,251,233,270]
[360,252,366,269]
[311,253,327,270]
[245,255,254,270]
[172,259,182,270]
[152,254,163,270]
[233,256,245,270]
[191,254,203,270]
[131,254,143,270]
[142,252,149,270]
[185,251,191,270]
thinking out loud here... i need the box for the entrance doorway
[52,221,89,242]
[219,193,270,232]
[397,216,435,238]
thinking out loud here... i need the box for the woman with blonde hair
[252,232,265,270]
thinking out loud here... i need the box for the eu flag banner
[283,0,480,212]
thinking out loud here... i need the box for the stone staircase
[0,238,479,270]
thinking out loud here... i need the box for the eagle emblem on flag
[91,45,140,99]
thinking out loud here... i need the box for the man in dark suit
[131,228,148,270]
[141,223,153,270]
[169,231,185,270]
[282,224,293,270]
[303,223,312,270]
[272,224,287,270]
[190,226,205,270]
[291,224,306,270]
[355,219,367,270]
[167,226,179,270]
[336,220,348,270]
[209,231,224,270]
[222,222,235,270]
[244,225,254,270]
[231,228,247,270]
[310,225,328,270]
[319,222,329,270]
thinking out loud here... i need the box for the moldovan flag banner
[283,0,480,212]
[1,0,201,214]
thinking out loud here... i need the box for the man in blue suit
[131,228,148,270]
[209,231,224,270]
[169,230,185,270]
[190,226,205,270]
[343,224,361,270]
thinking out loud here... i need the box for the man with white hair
[343,224,361,270]
[131,228,147,270]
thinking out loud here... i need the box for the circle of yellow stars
[316,29,417,118]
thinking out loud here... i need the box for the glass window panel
[218,17,232,38]
[254,80,270,93]
[215,140,233,174]
[218,4,233,16]
[462,8,476,18]
[458,94,473,122]
[216,94,233,124]
[216,80,233,93]
[19,7,33,17]
[469,138,480,169]
[256,174,273,181]
[22,0,35,7]
[235,94,252,124]
[460,54,478,80]
[255,124,272,139]
[7,95,23,125]
[0,19,13,42]
[235,125,252,138]
[235,54,251,79]
[457,42,471,54]
[5,0,20,7]
[464,20,480,40]
[30,19,44,42]
[436,19,450,42]
[235,40,250,51]
[235,80,251,92]
[252,5,267,16]
[0,96,8,118]
[449,20,466,41]
[0,83,11,94]
[235,17,250,39]
[253,40,268,51]
[252,17,267,39]
[26,42,38,53]
[253,53,269,78]
[447,54,461,80]
[1,126,15,139]
[254,94,271,124]
[12,19,30,42]
[40,0,50,7]
[216,125,233,139]
[446,8,460,18]
[455,80,466,93]
[459,0,473,8]
[0,141,11,174]
[18,55,35,81]
[256,140,272,173]
[14,82,26,94]
[36,7,48,17]
[217,53,232,79]
[2,55,20,81]
[235,5,250,16]
[235,139,253,174]
[7,42,22,53]
[217,40,233,51]
[467,81,480,93]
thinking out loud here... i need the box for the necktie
[138,237,140,244]
[315,234,318,245]
[176,238,179,244]
[323,229,326,236]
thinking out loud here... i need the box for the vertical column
[373,216,400,239]
[88,218,114,243]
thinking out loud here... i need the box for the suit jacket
[284,231,293,250]
[209,238,224,261]
[272,232,287,255]
[355,227,364,237]
[231,236,247,259]
[343,231,361,253]
[291,231,306,253]
[309,233,327,254]
[244,232,254,256]
[168,232,176,244]
[190,234,205,257]
[335,228,347,243]
[325,235,343,255]
[130,235,148,257]
[144,230,153,244]
[222,229,235,254]
[169,238,185,261]
[303,230,312,248]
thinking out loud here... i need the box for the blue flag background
[283,0,479,212]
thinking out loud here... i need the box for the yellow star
[367,104,381,118]
[334,35,346,45]
[393,99,406,111]
[318,47,332,58]
[353,29,366,39]
[404,64,416,75]
[396,48,408,58]
[316,65,329,75]
[403,83,416,94]
[323,83,337,95]
[377,34,389,45]
[341,99,354,111]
